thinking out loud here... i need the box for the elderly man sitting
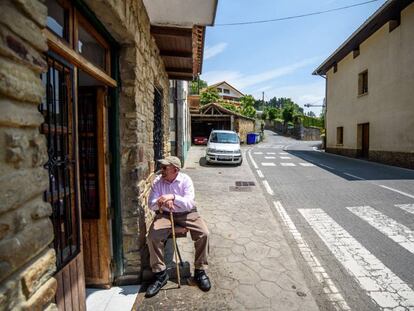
[145,156,211,298]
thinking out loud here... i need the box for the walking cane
[169,210,181,288]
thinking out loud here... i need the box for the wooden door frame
[79,86,111,287]
[357,122,370,158]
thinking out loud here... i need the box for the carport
[190,102,255,143]
[191,103,233,141]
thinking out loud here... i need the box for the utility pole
[262,92,265,108]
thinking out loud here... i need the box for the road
[247,130,414,311]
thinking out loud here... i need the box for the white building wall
[215,82,243,99]
[326,4,414,153]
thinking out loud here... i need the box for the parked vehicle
[193,136,208,145]
[205,130,242,165]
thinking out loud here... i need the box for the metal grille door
[153,88,164,168]
[40,55,80,269]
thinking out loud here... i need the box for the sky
[201,0,387,115]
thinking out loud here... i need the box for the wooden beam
[168,74,193,81]
[165,67,193,74]
[45,30,117,88]
[160,50,192,58]
[151,26,192,37]
[190,115,231,119]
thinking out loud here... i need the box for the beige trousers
[147,211,209,273]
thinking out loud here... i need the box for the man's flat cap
[158,156,181,169]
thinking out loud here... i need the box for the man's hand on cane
[157,194,175,213]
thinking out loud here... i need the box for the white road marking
[280,156,292,159]
[266,152,276,155]
[264,156,276,159]
[254,152,263,155]
[279,152,289,155]
[299,163,315,167]
[280,163,296,167]
[273,202,350,311]
[256,170,264,178]
[379,185,414,199]
[262,180,274,195]
[395,204,414,215]
[248,150,258,169]
[299,208,414,310]
[347,206,414,254]
[261,162,276,166]
[320,164,334,170]
[344,173,364,180]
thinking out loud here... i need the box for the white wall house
[209,81,244,101]
[313,0,414,169]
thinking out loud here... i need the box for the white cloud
[201,70,242,86]
[202,57,321,90]
[235,57,320,89]
[204,43,228,60]
[252,81,326,115]
[201,57,326,114]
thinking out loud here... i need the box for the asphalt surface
[248,130,414,311]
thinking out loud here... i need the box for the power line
[215,0,381,26]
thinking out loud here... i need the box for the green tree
[261,109,269,120]
[221,102,240,113]
[268,107,280,120]
[190,78,208,95]
[239,95,257,118]
[241,105,256,118]
[200,87,219,106]
[282,104,294,125]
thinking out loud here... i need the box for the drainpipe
[318,74,327,150]
[175,80,179,157]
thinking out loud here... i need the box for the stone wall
[84,0,170,278]
[0,0,57,310]
[326,147,358,158]
[302,127,321,141]
[235,118,255,144]
[326,148,414,169]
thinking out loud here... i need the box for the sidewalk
[133,146,320,310]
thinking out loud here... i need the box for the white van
[205,130,242,165]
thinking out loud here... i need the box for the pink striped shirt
[149,172,196,213]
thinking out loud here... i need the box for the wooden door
[361,123,369,158]
[78,86,112,287]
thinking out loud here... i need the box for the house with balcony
[209,81,244,101]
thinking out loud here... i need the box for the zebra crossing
[293,204,414,310]
[252,151,316,168]
[396,204,414,215]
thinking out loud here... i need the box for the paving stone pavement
[133,146,320,310]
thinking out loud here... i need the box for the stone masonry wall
[235,118,255,144]
[84,0,170,278]
[0,0,57,310]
